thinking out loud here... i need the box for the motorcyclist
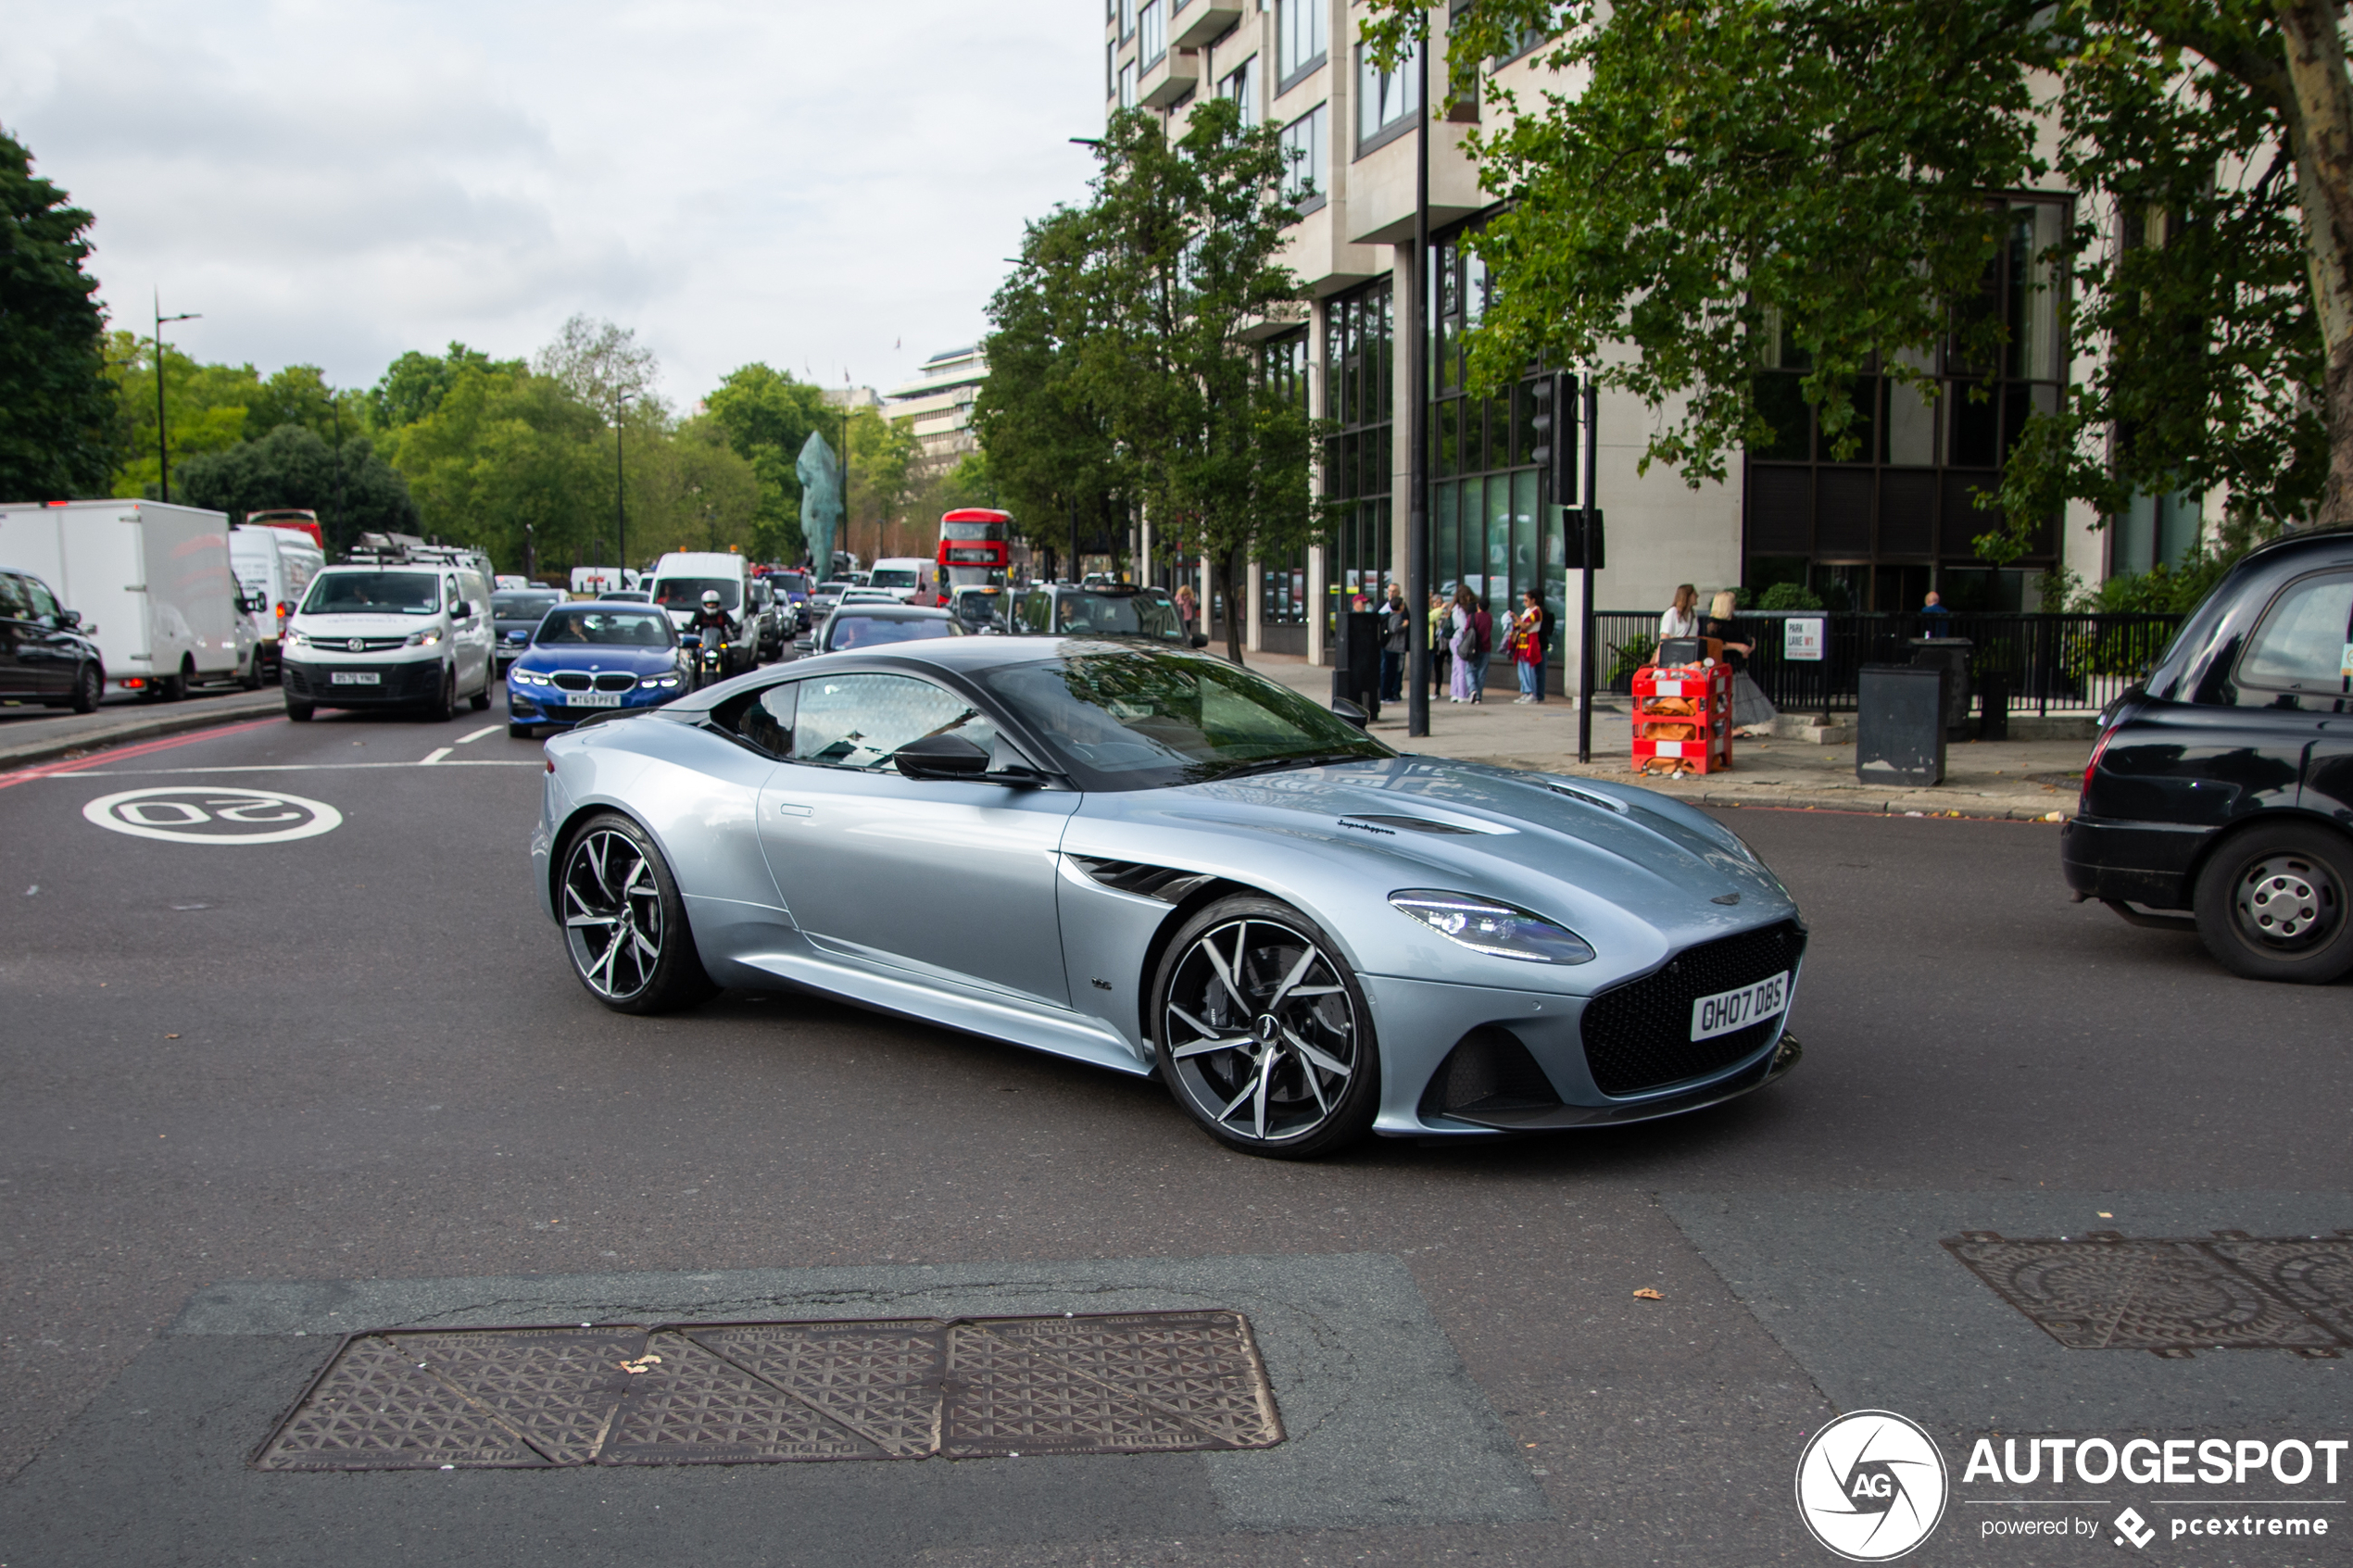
[686,590,740,677]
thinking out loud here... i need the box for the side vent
[1340,814,1485,835]
[1069,856,1218,904]
[1417,1027,1564,1122]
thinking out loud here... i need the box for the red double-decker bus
[937,508,1011,588]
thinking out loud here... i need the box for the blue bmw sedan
[506,604,689,737]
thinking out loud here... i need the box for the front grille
[1581,921,1805,1097]
[1420,1027,1562,1120]
[594,671,636,692]
[283,661,441,701]
[552,671,592,691]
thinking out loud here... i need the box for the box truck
[0,499,258,698]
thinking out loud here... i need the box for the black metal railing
[1590,609,2186,716]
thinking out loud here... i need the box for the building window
[1325,282,1393,629]
[1277,0,1327,89]
[1118,58,1139,109]
[1139,0,1166,67]
[1107,41,1117,101]
[1220,54,1259,128]
[1279,103,1327,212]
[1354,35,1420,153]
[1120,0,1136,41]
[1741,196,2072,611]
[1429,226,1551,640]
[1258,331,1312,632]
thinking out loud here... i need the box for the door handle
[775,802,812,818]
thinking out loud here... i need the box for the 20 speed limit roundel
[1794,1410,1948,1561]
[82,786,343,845]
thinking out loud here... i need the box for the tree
[1365,0,2353,555]
[106,332,261,497]
[843,404,925,558]
[703,363,834,563]
[368,343,523,431]
[173,425,421,546]
[383,362,608,571]
[244,364,361,443]
[0,131,118,499]
[534,314,662,420]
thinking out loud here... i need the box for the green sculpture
[797,432,842,573]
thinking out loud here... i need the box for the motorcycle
[680,632,732,691]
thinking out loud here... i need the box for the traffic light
[1527,370,1577,506]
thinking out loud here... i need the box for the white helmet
[700,590,722,609]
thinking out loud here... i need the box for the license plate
[570,691,623,708]
[330,671,381,685]
[1690,971,1789,1041]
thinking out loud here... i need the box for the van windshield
[301,572,439,615]
[869,569,920,589]
[651,578,740,611]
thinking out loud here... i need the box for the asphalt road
[1,688,2347,1567]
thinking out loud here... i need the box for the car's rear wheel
[66,662,101,713]
[557,811,719,1014]
[1151,895,1378,1159]
[2193,823,2353,984]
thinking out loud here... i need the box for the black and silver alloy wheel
[2194,823,2353,984]
[557,812,719,1014]
[1154,896,1377,1158]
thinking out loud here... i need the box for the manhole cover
[1944,1231,2353,1358]
[255,1311,1281,1471]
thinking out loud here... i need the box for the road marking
[45,760,540,777]
[454,725,501,745]
[82,784,342,845]
[421,746,455,765]
[0,717,285,793]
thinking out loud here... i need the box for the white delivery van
[0,499,258,698]
[865,557,942,605]
[281,562,497,721]
[230,523,326,677]
[647,551,755,675]
[571,565,639,595]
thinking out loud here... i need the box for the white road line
[420,746,455,765]
[454,725,501,745]
[45,760,542,777]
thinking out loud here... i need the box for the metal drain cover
[1944,1231,2353,1357]
[255,1311,1282,1471]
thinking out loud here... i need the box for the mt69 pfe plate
[255,1311,1282,1472]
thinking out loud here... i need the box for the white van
[646,551,755,672]
[230,523,326,677]
[0,498,258,698]
[866,557,940,605]
[571,565,639,595]
[281,562,497,721]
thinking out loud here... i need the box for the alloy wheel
[561,828,666,1001]
[1162,917,1358,1145]
[2231,853,2340,949]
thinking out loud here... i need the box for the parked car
[505,603,689,737]
[796,603,965,656]
[2065,525,2353,982]
[492,586,569,671]
[0,570,105,711]
[530,637,1805,1158]
[282,563,497,721]
[1011,582,1203,647]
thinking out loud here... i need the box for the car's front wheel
[2194,822,2353,983]
[1151,895,1378,1159]
[556,811,719,1014]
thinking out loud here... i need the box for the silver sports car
[532,638,1805,1158]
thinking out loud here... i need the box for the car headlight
[1389,889,1596,965]
[285,631,312,649]
[638,675,680,689]
[510,668,550,686]
[405,629,443,647]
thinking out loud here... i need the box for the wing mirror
[894,732,992,780]
[1331,697,1370,730]
[1190,633,1209,648]
[56,608,83,630]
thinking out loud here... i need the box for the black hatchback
[2065,527,2353,981]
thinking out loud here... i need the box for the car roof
[829,604,953,619]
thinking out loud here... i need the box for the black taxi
[2065,526,2353,981]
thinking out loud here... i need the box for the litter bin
[1906,637,1972,738]
[1977,668,2010,742]
[1330,609,1383,721]
[1857,664,1948,785]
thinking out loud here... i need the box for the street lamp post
[1405,25,1431,738]
[153,291,201,504]
[614,390,637,584]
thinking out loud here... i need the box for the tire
[2192,822,2353,984]
[469,672,491,713]
[69,662,101,714]
[422,664,456,722]
[555,811,720,1014]
[158,659,190,702]
[242,649,264,691]
[1150,895,1378,1159]
[285,696,314,722]
[509,721,534,739]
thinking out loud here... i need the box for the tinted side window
[728,681,797,757]
[19,576,60,620]
[2235,571,2353,701]
[787,673,997,771]
[0,574,28,619]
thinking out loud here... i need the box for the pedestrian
[1468,593,1494,703]
[1447,587,1477,703]
[1379,584,1410,703]
[1428,592,1452,697]
[1919,587,1950,636]
[1705,589,1778,734]
[1658,583,1700,654]
[1511,588,1552,702]
[1174,583,1198,640]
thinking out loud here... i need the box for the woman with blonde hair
[1705,588,1778,733]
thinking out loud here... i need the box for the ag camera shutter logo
[1795,1410,1949,1561]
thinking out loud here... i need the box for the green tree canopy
[0,131,117,500]
[703,363,834,564]
[172,424,421,547]
[367,343,523,431]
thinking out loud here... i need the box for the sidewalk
[1239,651,2090,822]
[0,686,287,772]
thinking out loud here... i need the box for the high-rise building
[1104,1,2111,670]
[886,346,989,474]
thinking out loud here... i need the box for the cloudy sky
[1,0,1106,407]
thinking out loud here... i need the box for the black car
[0,570,104,713]
[2065,527,2353,982]
[491,587,568,671]
[1008,582,1206,646]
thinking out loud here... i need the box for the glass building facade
[1324,278,1393,630]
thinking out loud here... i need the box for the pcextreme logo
[1795,1410,1952,1562]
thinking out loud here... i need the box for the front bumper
[508,680,679,725]
[2060,813,2208,909]
[283,657,443,705]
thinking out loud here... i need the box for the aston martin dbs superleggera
[532,637,1805,1157]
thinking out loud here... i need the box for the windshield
[492,592,564,619]
[869,569,920,589]
[651,577,740,612]
[1052,591,1183,641]
[826,614,963,651]
[954,594,1009,631]
[941,521,1002,542]
[301,572,439,615]
[974,649,1390,790]
[535,608,676,646]
[774,573,810,594]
